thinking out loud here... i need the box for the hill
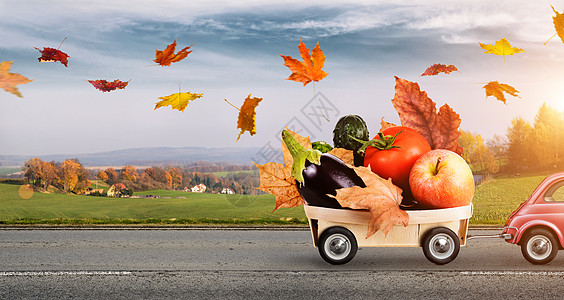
[0,146,262,167]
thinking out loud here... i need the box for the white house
[221,187,235,194]
[191,184,206,193]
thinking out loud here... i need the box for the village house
[190,183,206,193]
[221,187,235,194]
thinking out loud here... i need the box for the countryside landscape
[1,102,563,226]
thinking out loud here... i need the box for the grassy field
[0,183,306,225]
[0,173,551,226]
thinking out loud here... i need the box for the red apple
[409,149,474,209]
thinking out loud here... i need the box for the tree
[531,103,563,168]
[104,168,119,185]
[97,170,109,181]
[459,131,499,175]
[120,165,139,182]
[168,167,183,189]
[22,157,45,187]
[506,116,534,171]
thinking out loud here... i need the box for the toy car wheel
[318,227,358,265]
[521,228,558,265]
[422,227,460,265]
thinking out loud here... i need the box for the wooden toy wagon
[303,204,473,265]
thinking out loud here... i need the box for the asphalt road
[2,228,564,299]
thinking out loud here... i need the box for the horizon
[2,0,564,156]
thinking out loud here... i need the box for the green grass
[470,175,547,225]
[0,173,554,226]
[0,183,306,225]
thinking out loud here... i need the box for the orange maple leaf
[88,79,129,92]
[280,38,328,86]
[379,117,397,131]
[421,63,458,76]
[332,166,408,238]
[154,40,193,66]
[0,61,33,97]
[228,94,262,141]
[254,162,303,211]
[479,38,524,63]
[391,77,463,154]
[546,5,564,44]
[483,81,520,104]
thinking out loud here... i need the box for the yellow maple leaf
[0,61,33,97]
[479,38,524,63]
[154,90,203,112]
[483,81,520,104]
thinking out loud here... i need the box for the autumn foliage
[88,79,130,92]
[0,61,33,97]
[153,40,193,66]
[34,47,70,67]
[23,157,90,194]
[280,38,328,86]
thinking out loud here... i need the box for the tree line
[22,158,260,195]
[460,103,564,175]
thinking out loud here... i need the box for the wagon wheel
[318,227,358,265]
[521,228,558,265]
[422,227,460,265]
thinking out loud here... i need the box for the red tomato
[364,126,431,190]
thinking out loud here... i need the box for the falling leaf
[327,148,354,166]
[547,5,564,44]
[331,166,408,238]
[234,94,262,141]
[479,38,524,63]
[391,77,462,154]
[421,63,458,76]
[154,40,193,66]
[155,90,203,112]
[254,161,303,211]
[379,117,397,131]
[34,47,70,67]
[88,79,129,92]
[0,61,33,97]
[483,81,520,104]
[280,38,328,86]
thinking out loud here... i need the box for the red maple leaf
[421,63,458,76]
[88,79,130,92]
[35,47,70,67]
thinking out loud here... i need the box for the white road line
[460,271,564,276]
[0,271,133,276]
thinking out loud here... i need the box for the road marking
[460,271,564,276]
[0,271,133,276]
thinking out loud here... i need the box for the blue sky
[1,0,564,156]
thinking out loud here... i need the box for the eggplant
[282,130,365,209]
[298,153,366,208]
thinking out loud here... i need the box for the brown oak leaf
[280,38,328,86]
[332,166,408,238]
[421,63,458,76]
[0,61,33,97]
[391,77,462,154]
[483,81,520,104]
[154,40,193,66]
[254,162,303,211]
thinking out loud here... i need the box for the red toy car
[503,172,564,264]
